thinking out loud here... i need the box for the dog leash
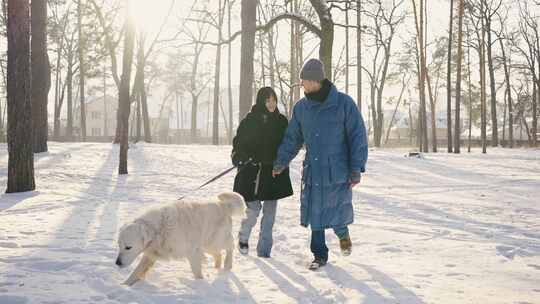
[177,158,253,201]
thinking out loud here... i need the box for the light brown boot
[340,236,352,256]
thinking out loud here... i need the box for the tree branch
[188,12,322,46]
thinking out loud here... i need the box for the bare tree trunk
[191,94,198,143]
[289,0,296,118]
[345,1,349,93]
[480,0,487,153]
[52,13,70,141]
[522,107,532,144]
[114,110,121,143]
[454,0,464,153]
[267,29,276,89]
[6,0,35,192]
[421,0,428,152]
[0,61,3,139]
[534,90,538,147]
[207,88,211,138]
[135,92,141,142]
[532,82,537,147]
[499,38,513,148]
[258,6,266,87]
[370,83,377,144]
[189,42,204,143]
[466,26,473,153]
[129,103,135,139]
[424,2,437,153]
[103,60,108,138]
[135,37,151,143]
[176,91,180,143]
[212,0,223,145]
[239,0,256,120]
[356,0,362,110]
[118,3,135,175]
[0,101,2,141]
[412,0,428,152]
[375,87,384,147]
[413,0,424,151]
[426,72,437,152]
[486,19,498,147]
[180,95,184,131]
[53,45,62,139]
[502,81,507,145]
[0,48,4,140]
[78,0,86,142]
[446,0,454,152]
[140,85,150,143]
[294,0,301,102]
[310,0,334,80]
[531,74,540,147]
[467,40,473,153]
[31,0,50,153]
[227,0,233,143]
[408,102,414,145]
[66,52,74,140]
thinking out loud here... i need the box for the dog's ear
[118,223,128,235]
[137,223,153,247]
[117,223,128,243]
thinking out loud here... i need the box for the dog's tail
[218,192,246,217]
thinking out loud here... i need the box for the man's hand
[349,180,360,189]
[272,165,285,177]
[349,171,361,189]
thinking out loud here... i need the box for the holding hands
[272,165,285,177]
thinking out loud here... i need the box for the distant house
[382,102,465,145]
[67,95,171,143]
[70,95,117,141]
[149,117,170,143]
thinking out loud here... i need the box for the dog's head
[115,222,149,268]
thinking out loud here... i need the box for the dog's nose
[115,257,122,267]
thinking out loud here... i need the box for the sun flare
[130,0,175,32]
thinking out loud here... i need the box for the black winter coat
[232,104,293,202]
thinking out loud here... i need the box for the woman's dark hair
[255,87,278,106]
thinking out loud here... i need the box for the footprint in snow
[0,295,28,304]
[0,241,20,248]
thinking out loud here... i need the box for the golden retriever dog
[115,192,245,286]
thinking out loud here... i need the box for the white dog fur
[115,192,245,286]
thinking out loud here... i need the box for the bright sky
[2,0,535,125]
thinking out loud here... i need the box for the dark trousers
[310,226,349,262]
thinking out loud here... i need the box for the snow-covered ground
[0,142,539,304]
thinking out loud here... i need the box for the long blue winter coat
[274,83,368,230]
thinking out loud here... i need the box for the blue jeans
[238,200,277,257]
[310,226,349,262]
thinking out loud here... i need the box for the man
[272,58,368,270]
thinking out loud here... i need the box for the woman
[232,87,293,258]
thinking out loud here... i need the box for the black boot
[238,241,249,255]
[308,257,327,271]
